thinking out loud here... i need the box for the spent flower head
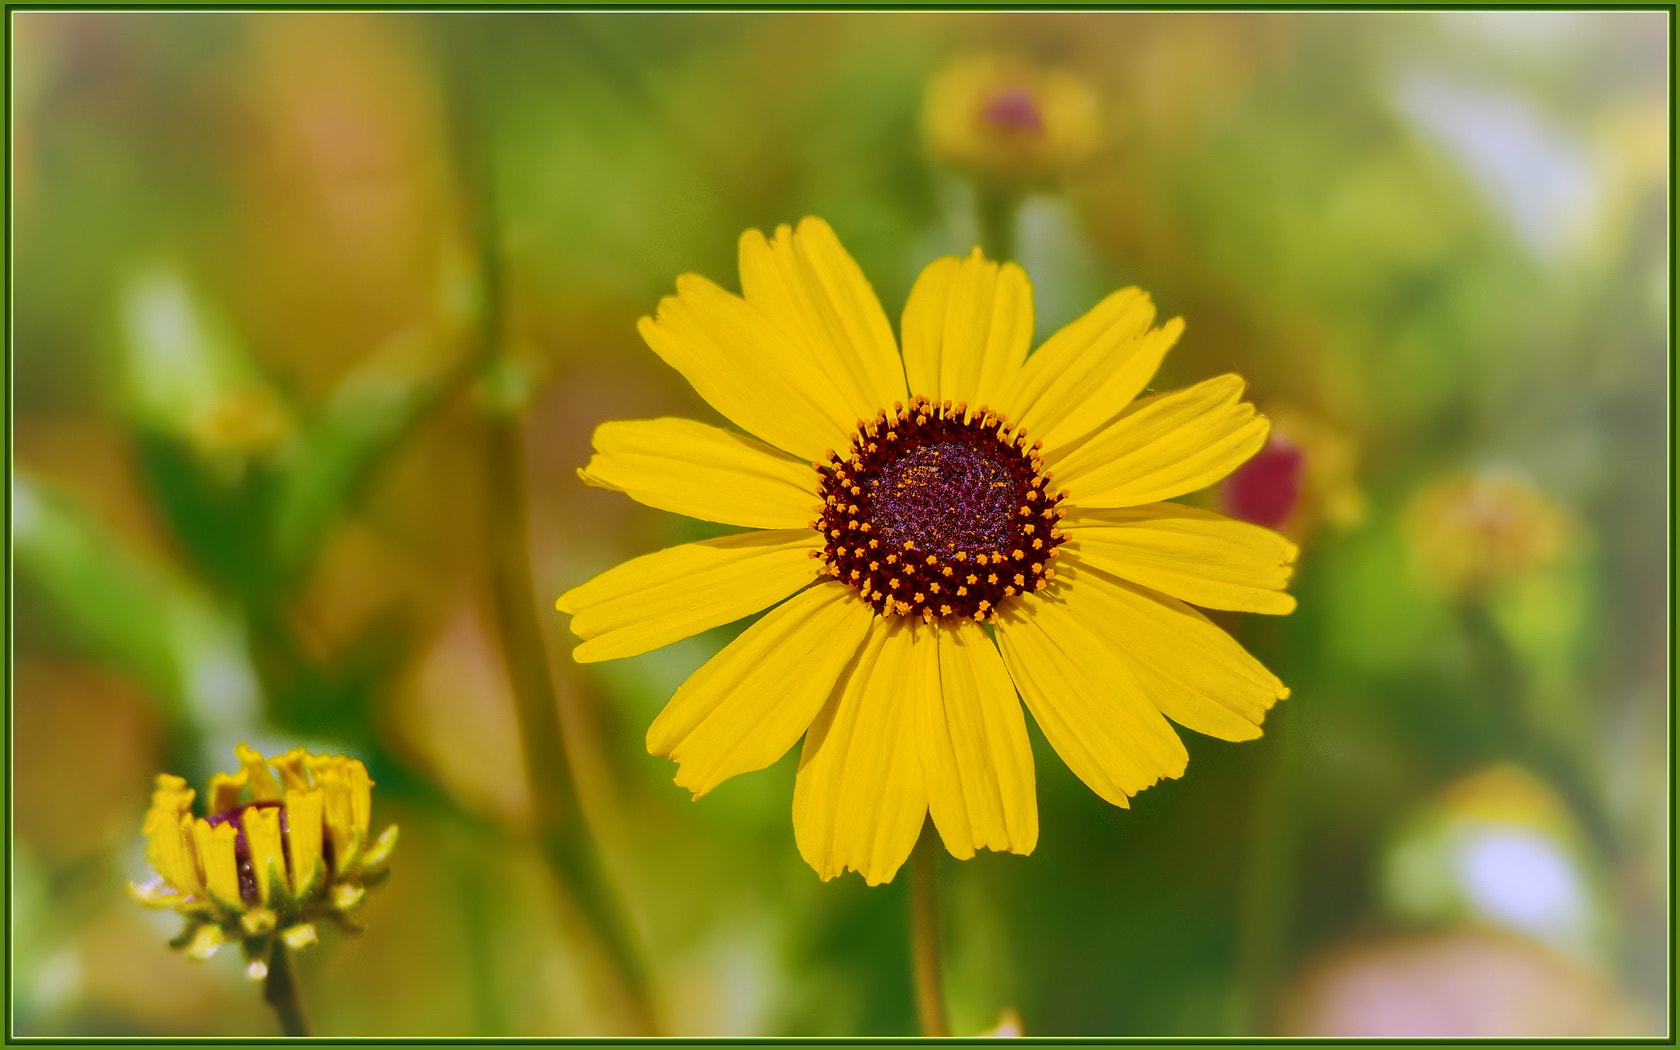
[558,218,1294,884]
[129,744,397,978]
[923,53,1099,190]
[1222,406,1365,542]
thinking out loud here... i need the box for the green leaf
[115,265,290,452]
[13,472,261,734]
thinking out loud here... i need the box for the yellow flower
[129,744,397,977]
[922,54,1099,188]
[558,218,1294,885]
[1405,472,1570,599]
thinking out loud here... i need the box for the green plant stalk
[1458,599,1617,860]
[484,409,660,1034]
[446,20,660,1035]
[1230,702,1299,1035]
[909,820,950,1037]
[263,941,309,1037]
[976,186,1022,263]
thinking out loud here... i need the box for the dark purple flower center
[813,396,1065,622]
[207,801,333,904]
[207,801,286,906]
[873,443,1018,555]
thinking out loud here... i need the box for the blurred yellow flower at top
[922,54,1099,188]
[1406,472,1571,599]
[557,217,1295,886]
[129,744,397,978]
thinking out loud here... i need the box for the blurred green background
[9,11,1669,1037]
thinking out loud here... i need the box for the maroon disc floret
[206,800,336,904]
[812,396,1067,623]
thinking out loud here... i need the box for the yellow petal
[317,758,364,866]
[181,923,225,960]
[1010,291,1184,452]
[347,759,373,838]
[1061,502,1297,614]
[1054,554,1288,740]
[578,417,819,530]
[1048,374,1270,508]
[638,274,856,461]
[193,818,242,911]
[241,907,277,937]
[994,590,1189,808]
[738,218,907,419]
[269,748,315,791]
[142,776,204,896]
[919,619,1037,858]
[648,581,872,797]
[207,771,247,814]
[558,530,821,663]
[243,805,287,905]
[995,287,1150,419]
[235,743,281,801]
[361,823,399,874]
[284,788,326,899]
[794,619,928,885]
[901,249,1033,410]
[127,877,183,908]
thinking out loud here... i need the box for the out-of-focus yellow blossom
[129,744,397,979]
[1221,407,1365,543]
[1405,473,1570,599]
[922,54,1099,189]
[1437,764,1578,840]
[186,387,295,465]
[1383,764,1608,965]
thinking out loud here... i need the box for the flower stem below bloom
[977,187,1021,263]
[263,941,309,1037]
[909,820,950,1037]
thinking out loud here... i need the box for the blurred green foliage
[10,10,1668,1037]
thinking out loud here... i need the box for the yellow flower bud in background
[128,744,398,977]
[922,53,1099,189]
[1405,472,1571,599]
[186,387,294,466]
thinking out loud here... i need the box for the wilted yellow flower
[922,54,1099,188]
[1406,473,1570,598]
[129,744,397,977]
[558,218,1294,885]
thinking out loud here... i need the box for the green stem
[1230,703,1298,1035]
[976,187,1021,263]
[485,410,660,1034]
[1458,600,1617,858]
[263,941,309,1037]
[446,21,661,1035]
[909,820,950,1037]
